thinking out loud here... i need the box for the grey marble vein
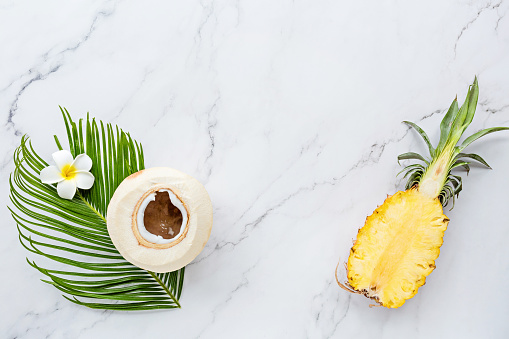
[4,3,116,136]
[453,0,502,58]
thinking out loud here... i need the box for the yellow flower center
[61,164,77,180]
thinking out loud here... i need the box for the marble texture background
[1,0,509,338]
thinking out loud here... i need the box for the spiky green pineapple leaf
[403,121,435,157]
[451,160,470,173]
[397,152,429,165]
[447,174,462,189]
[450,77,479,138]
[457,126,509,153]
[9,108,185,311]
[436,98,459,153]
[455,153,491,169]
[397,163,425,177]
[451,177,463,196]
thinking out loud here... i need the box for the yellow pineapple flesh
[347,189,448,308]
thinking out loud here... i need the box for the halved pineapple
[338,78,508,308]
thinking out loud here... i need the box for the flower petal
[40,166,64,184]
[52,150,74,171]
[57,179,77,199]
[75,172,95,189]
[72,154,93,172]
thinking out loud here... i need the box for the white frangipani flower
[40,150,95,200]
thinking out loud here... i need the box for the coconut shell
[107,167,213,273]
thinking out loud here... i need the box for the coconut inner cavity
[136,189,187,244]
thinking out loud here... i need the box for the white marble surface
[1,0,509,338]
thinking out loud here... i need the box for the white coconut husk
[107,167,213,273]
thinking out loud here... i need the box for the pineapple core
[347,189,448,308]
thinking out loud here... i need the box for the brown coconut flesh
[143,191,183,239]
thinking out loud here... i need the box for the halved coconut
[106,167,213,273]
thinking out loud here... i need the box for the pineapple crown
[398,77,509,208]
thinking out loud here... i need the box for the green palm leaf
[9,108,185,311]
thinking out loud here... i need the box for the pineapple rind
[347,189,448,308]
